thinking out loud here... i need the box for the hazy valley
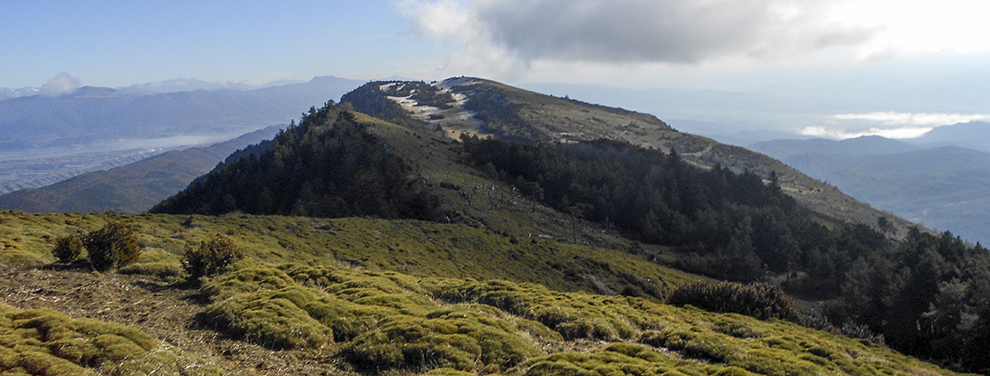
[0,76,363,193]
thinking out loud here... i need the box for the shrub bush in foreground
[82,219,140,271]
[51,233,83,264]
[184,233,244,280]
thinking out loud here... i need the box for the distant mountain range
[0,126,281,214]
[117,78,261,94]
[750,135,919,158]
[0,75,362,152]
[0,75,363,193]
[750,132,990,243]
[907,121,990,152]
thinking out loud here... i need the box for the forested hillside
[459,135,990,371]
[151,103,437,220]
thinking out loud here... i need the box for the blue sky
[1,1,440,88]
[3,0,989,138]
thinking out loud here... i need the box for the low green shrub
[202,286,330,349]
[82,219,140,271]
[0,304,160,375]
[184,234,244,280]
[639,329,736,363]
[197,261,960,376]
[344,309,540,372]
[516,345,717,376]
[51,233,83,264]
[424,279,638,341]
[202,264,295,300]
[666,281,800,322]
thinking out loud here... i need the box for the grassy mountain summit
[342,78,914,236]
[1,77,986,375]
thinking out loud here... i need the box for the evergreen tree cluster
[462,137,810,281]
[461,135,990,373]
[827,228,990,372]
[150,102,438,220]
[52,219,141,271]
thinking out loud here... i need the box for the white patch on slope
[381,81,478,124]
[379,82,400,92]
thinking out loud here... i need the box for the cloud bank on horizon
[801,112,990,140]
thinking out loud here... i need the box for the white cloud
[398,0,990,81]
[832,0,990,59]
[833,112,990,127]
[398,0,527,79]
[401,0,874,72]
[40,73,81,96]
[802,112,990,139]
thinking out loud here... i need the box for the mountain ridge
[341,77,913,237]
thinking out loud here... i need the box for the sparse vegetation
[184,233,244,280]
[81,219,141,271]
[51,233,83,264]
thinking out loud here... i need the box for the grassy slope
[0,209,967,375]
[0,210,699,297]
[198,259,964,376]
[0,210,969,376]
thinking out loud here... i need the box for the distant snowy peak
[0,87,42,100]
